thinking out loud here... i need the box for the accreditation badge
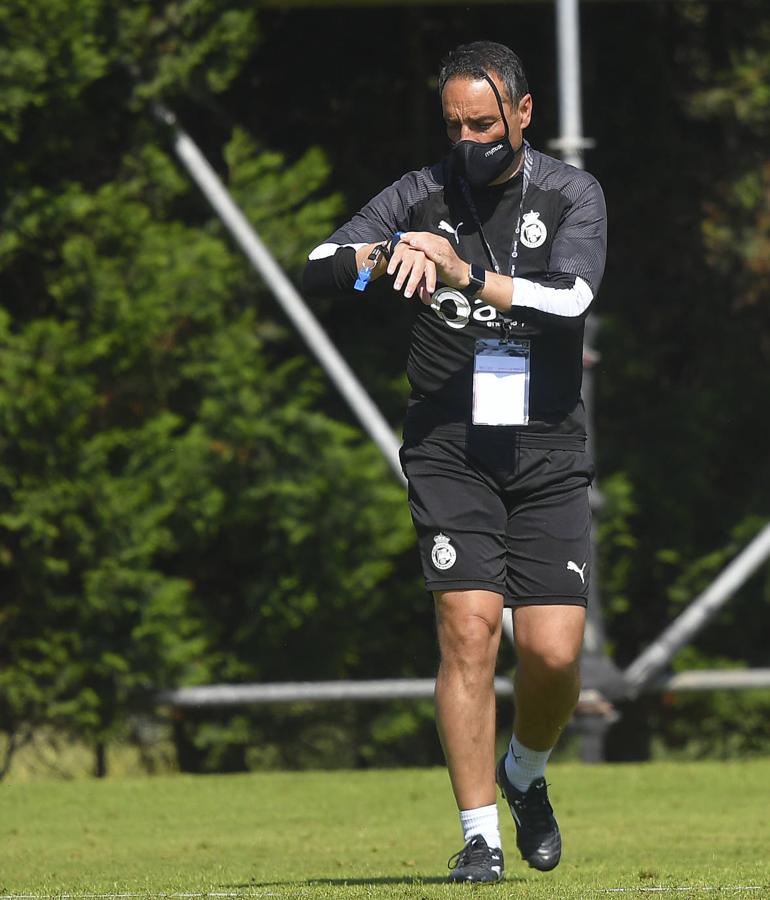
[472,338,531,426]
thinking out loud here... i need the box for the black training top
[303,145,607,448]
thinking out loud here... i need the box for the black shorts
[399,428,594,607]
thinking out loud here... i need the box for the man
[303,41,606,884]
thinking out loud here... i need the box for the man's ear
[518,93,533,129]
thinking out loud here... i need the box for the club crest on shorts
[431,533,457,570]
[520,210,547,249]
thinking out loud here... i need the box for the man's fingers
[392,255,414,291]
[424,258,437,295]
[406,236,431,258]
[405,234,464,289]
[390,246,426,292]
[407,233,449,261]
[387,241,416,277]
[403,255,426,299]
[415,259,437,304]
[386,243,440,299]
[394,232,441,265]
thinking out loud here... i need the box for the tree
[0,0,418,776]
[594,0,770,758]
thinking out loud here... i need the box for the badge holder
[472,328,530,426]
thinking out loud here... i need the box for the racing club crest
[520,210,547,249]
[431,533,457,570]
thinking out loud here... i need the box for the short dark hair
[438,41,529,107]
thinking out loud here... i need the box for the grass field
[2,759,769,898]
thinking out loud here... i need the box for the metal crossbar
[623,522,770,697]
[155,670,770,710]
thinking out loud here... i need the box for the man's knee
[435,590,503,672]
[440,612,498,665]
[513,604,585,681]
[519,645,581,684]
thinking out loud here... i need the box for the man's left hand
[400,232,470,293]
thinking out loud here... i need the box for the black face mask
[449,73,522,189]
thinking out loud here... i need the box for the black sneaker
[496,756,561,871]
[447,834,504,884]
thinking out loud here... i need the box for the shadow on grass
[306,878,449,886]
[229,875,527,887]
[225,879,442,888]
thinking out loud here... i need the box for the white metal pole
[157,679,618,708]
[624,522,770,696]
[552,4,625,755]
[154,104,406,486]
[555,0,585,168]
[553,1,605,650]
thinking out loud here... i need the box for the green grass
[2,760,769,898]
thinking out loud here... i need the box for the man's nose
[458,125,477,141]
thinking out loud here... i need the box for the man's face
[441,72,532,149]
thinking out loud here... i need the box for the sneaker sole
[447,872,505,884]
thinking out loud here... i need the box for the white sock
[504,734,553,792]
[459,803,501,850]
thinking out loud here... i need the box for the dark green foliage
[0,0,419,775]
[592,1,770,756]
[170,700,443,774]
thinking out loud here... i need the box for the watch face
[470,264,485,293]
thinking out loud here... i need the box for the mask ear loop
[483,73,526,157]
[482,73,511,140]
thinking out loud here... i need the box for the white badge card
[472,338,531,426]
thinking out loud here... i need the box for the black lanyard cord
[458,141,533,278]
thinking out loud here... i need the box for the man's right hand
[386,242,436,305]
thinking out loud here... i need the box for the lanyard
[459,141,533,278]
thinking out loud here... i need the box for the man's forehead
[441,75,506,114]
